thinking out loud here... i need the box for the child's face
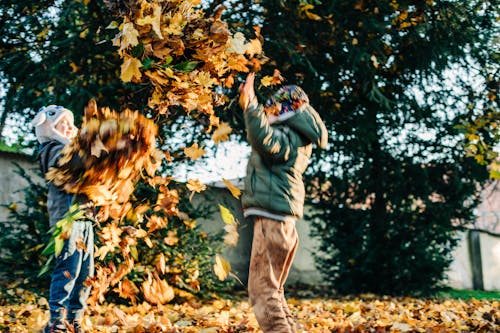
[55,116,76,139]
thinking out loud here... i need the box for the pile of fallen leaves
[1,287,498,333]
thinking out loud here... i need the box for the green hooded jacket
[242,102,328,219]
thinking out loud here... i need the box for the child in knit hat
[32,105,94,333]
[239,73,327,333]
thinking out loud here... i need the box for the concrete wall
[0,152,41,223]
[2,151,499,291]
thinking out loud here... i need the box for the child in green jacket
[239,73,327,332]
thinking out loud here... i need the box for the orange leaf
[211,122,232,144]
[222,178,241,199]
[184,143,205,160]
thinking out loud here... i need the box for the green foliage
[0,165,233,303]
[94,180,233,304]
[0,0,144,137]
[436,288,500,301]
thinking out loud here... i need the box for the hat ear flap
[31,111,46,127]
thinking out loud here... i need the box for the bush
[0,165,233,304]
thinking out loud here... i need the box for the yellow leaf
[370,55,379,68]
[222,178,241,199]
[228,32,246,54]
[187,178,207,193]
[213,254,231,281]
[136,3,163,39]
[223,222,239,247]
[184,142,205,160]
[260,76,274,87]
[211,122,232,144]
[260,69,284,88]
[195,71,215,88]
[219,204,235,225]
[245,38,262,57]
[120,21,139,51]
[120,56,143,82]
[165,12,185,35]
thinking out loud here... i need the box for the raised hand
[239,72,256,111]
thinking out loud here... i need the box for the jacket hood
[31,105,77,144]
[278,103,328,149]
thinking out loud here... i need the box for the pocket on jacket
[250,168,256,193]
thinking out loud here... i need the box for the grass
[0,140,32,154]
[436,288,500,300]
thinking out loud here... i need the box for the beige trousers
[248,217,299,333]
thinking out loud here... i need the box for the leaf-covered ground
[0,288,498,333]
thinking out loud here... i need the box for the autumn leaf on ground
[222,178,241,199]
[184,142,205,160]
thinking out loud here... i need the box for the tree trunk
[467,229,484,290]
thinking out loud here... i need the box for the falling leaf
[245,38,262,58]
[120,21,140,51]
[222,178,241,199]
[184,143,205,160]
[213,254,231,281]
[228,32,246,54]
[136,4,163,39]
[187,179,207,200]
[260,69,284,87]
[90,137,109,158]
[260,76,274,87]
[120,56,143,82]
[218,204,235,225]
[187,178,207,194]
[142,273,175,304]
[223,222,239,247]
[211,122,232,144]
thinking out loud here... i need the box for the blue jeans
[49,220,94,322]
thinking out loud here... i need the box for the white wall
[0,152,40,223]
[481,232,500,290]
[445,231,473,289]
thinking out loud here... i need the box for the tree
[222,0,497,294]
[0,0,261,304]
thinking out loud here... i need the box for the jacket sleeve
[244,104,292,162]
[44,142,85,174]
